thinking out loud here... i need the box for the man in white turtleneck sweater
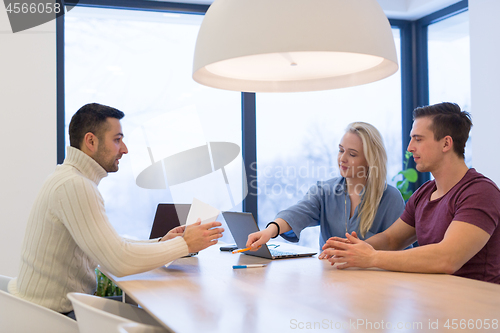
[8,103,224,316]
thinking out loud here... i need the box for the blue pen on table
[232,264,267,269]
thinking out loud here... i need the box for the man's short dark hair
[413,102,472,159]
[69,103,125,149]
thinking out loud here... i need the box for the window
[428,10,471,166]
[256,29,402,249]
[61,3,468,246]
[65,6,242,241]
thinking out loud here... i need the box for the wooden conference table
[109,244,500,332]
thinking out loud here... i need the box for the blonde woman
[246,122,404,250]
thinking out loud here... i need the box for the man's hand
[160,225,186,242]
[318,231,358,260]
[182,219,224,253]
[320,233,376,269]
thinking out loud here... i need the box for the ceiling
[377,0,462,20]
[174,0,463,20]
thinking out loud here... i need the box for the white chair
[119,322,172,333]
[0,274,10,291]
[0,275,79,333]
[67,292,164,333]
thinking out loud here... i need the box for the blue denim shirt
[276,177,405,249]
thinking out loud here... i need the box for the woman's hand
[246,228,274,250]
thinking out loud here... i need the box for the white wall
[0,9,57,277]
[469,0,500,186]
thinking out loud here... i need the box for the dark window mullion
[56,8,65,164]
[64,0,209,13]
[242,92,257,217]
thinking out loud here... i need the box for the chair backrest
[67,292,162,333]
[119,322,171,333]
[0,275,79,333]
[0,274,11,291]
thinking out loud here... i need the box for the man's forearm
[365,232,392,250]
[366,230,416,251]
[365,232,412,251]
[371,243,457,274]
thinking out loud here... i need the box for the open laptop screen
[149,204,191,239]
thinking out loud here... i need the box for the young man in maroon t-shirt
[320,102,500,284]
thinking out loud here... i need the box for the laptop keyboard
[270,249,298,257]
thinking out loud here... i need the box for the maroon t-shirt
[401,168,500,284]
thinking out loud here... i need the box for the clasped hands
[319,232,376,269]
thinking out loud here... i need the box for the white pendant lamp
[192,0,398,93]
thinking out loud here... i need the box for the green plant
[95,268,122,297]
[392,151,418,201]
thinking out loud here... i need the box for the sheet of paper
[185,198,220,225]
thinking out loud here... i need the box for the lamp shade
[193,0,398,93]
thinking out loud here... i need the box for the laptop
[222,211,317,259]
[149,204,191,239]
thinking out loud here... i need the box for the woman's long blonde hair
[346,122,387,237]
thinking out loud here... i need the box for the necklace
[344,182,348,234]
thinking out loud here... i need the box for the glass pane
[428,11,471,166]
[256,29,402,249]
[65,7,242,241]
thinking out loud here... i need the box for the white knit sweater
[8,147,188,313]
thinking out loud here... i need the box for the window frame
[390,0,469,190]
[56,0,469,219]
